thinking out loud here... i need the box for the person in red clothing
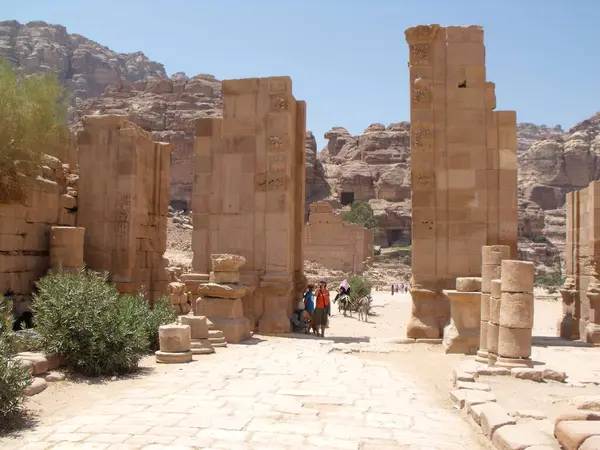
[313,280,330,337]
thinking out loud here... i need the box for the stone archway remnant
[405,25,518,339]
[192,77,306,333]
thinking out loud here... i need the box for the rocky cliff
[73,74,222,204]
[0,20,166,111]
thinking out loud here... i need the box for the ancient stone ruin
[77,116,171,301]
[0,154,79,316]
[303,202,373,273]
[561,180,600,343]
[405,25,518,339]
[191,77,306,333]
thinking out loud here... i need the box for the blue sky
[4,0,599,149]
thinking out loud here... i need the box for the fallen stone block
[453,368,476,384]
[16,352,48,375]
[25,377,48,396]
[210,254,246,272]
[477,366,511,376]
[451,389,496,409]
[573,396,600,411]
[555,420,600,450]
[468,402,491,425]
[511,368,543,382]
[456,277,482,292]
[14,358,34,375]
[158,324,191,353]
[492,424,557,450]
[210,317,252,344]
[555,411,600,427]
[543,368,567,383]
[480,403,516,438]
[457,381,491,391]
[581,436,600,450]
[210,271,240,284]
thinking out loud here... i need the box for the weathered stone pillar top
[405,24,440,43]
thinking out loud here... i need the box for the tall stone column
[405,25,518,339]
[559,190,580,339]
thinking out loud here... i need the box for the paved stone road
[2,336,483,449]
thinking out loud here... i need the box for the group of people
[290,279,351,337]
[390,283,409,295]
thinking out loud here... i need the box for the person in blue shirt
[303,284,316,333]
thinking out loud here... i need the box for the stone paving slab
[0,337,484,449]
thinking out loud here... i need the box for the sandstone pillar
[155,324,193,363]
[442,277,481,354]
[49,226,85,271]
[405,25,517,339]
[77,116,171,301]
[487,279,501,364]
[478,245,510,364]
[496,260,534,368]
[192,78,306,333]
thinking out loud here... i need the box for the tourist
[303,284,316,332]
[314,280,330,337]
[391,284,395,296]
[290,304,309,334]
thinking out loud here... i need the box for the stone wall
[405,25,518,338]
[560,181,600,343]
[77,116,171,301]
[192,77,306,333]
[303,202,373,273]
[0,155,78,314]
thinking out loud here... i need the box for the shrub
[348,275,373,301]
[0,296,31,424]
[0,61,69,202]
[121,293,177,352]
[32,268,150,376]
[342,200,378,229]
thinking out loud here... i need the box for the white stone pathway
[1,336,484,449]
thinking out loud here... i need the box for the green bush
[342,201,378,229]
[32,268,150,376]
[348,275,373,301]
[0,60,69,202]
[121,294,177,352]
[0,296,31,425]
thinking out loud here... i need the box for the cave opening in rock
[340,191,355,206]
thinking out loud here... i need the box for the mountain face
[0,20,166,110]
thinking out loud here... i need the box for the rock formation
[74,74,222,206]
[0,20,166,110]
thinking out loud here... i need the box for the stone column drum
[478,245,510,364]
[179,316,214,355]
[49,226,85,271]
[442,277,481,354]
[155,324,193,363]
[496,260,534,368]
